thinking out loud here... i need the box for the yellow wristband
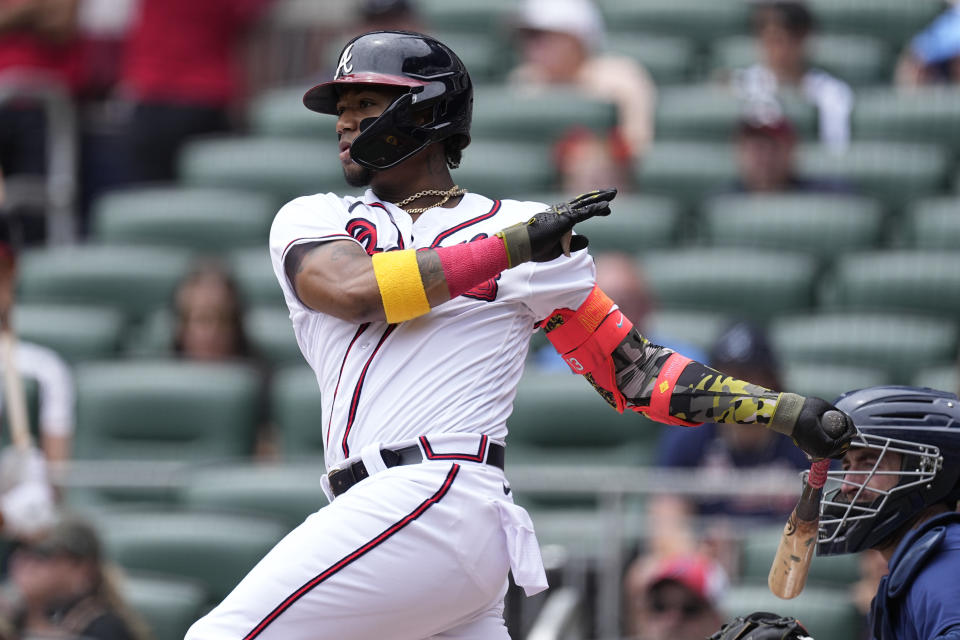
[371,250,431,324]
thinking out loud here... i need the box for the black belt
[328,442,505,498]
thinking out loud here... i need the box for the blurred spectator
[508,0,656,190]
[0,445,56,542]
[118,0,274,183]
[851,549,888,640]
[731,0,853,151]
[624,553,727,640]
[0,218,74,464]
[7,515,148,640]
[354,0,423,33]
[896,0,960,86]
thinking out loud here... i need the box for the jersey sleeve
[268,194,365,311]
[522,249,597,322]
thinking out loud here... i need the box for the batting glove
[770,395,858,460]
[497,188,616,265]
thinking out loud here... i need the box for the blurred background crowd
[0,0,959,638]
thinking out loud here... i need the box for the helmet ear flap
[350,92,432,170]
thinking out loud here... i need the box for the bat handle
[808,458,830,489]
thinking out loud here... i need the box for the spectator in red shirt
[119,0,274,183]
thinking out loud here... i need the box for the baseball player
[817,386,960,640]
[185,31,855,640]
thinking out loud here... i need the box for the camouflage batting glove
[497,188,617,265]
[769,395,857,460]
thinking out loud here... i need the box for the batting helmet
[303,30,472,170]
[817,385,960,556]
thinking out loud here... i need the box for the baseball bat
[0,327,32,451]
[767,410,846,599]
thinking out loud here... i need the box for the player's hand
[708,611,814,640]
[497,188,617,265]
[791,397,857,460]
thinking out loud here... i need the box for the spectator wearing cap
[507,0,656,190]
[731,0,853,151]
[896,0,960,86]
[7,516,148,639]
[624,553,727,640]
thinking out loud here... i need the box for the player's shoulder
[275,192,355,220]
[496,197,549,224]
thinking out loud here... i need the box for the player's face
[335,86,405,187]
[839,447,902,503]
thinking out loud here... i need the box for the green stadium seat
[642,310,730,355]
[701,193,883,257]
[638,249,817,321]
[14,303,124,362]
[181,462,328,528]
[820,251,960,317]
[913,365,959,395]
[92,187,274,252]
[722,584,861,640]
[179,136,355,207]
[808,0,941,48]
[123,309,173,357]
[634,142,737,207]
[125,573,209,640]
[227,248,285,309]
[854,87,960,153]
[417,0,517,34]
[739,526,861,586]
[456,140,555,197]
[97,510,287,605]
[711,34,891,86]
[18,246,193,324]
[771,313,958,384]
[75,360,262,461]
[249,86,340,140]
[431,31,513,83]
[520,505,646,557]
[271,364,324,458]
[606,33,697,85]
[782,363,891,402]
[796,143,950,211]
[471,87,617,142]
[656,86,818,141]
[246,307,301,365]
[598,0,749,45]
[905,198,960,250]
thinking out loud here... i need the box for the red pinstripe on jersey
[429,200,501,248]
[341,324,398,457]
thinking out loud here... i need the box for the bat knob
[821,410,848,438]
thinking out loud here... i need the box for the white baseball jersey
[268,189,596,470]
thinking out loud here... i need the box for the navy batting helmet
[303,30,472,171]
[817,385,960,556]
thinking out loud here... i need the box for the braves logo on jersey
[462,233,499,302]
[346,218,380,256]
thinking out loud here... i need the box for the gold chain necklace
[393,185,467,214]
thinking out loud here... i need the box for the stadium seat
[97,510,287,605]
[642,310,730,356]
[638,249,817,321]
[92,186,274,252]
[912,365,959,395]
[656,86,818,141]
[74,360,262,461]
[634,142,738,208]
[417,0,517,35]
[125,573,209,640]
[819,251,960,318]
[770,313,958,384]
[782,363,891,402]
[13,303,124,362]
[178,136,354,206]
[246,307,301,365]
[471,87,617,142]
[248,86,340,140]
[455,140,556,197]
[722,584,860,640]
[598,0,749,45]
[431,32,512,83]
[808,0,942,49]
[739,526,861,586]
[711,34,891,86]
[853,87,960,153]
[227,247,285,309]
[796,143,950,212]
[606,33,697,85]
[904,197,960,250]
[17,246,193,324]
[271,364,324,458]
[181,462,328,528]
[701,193,884,257]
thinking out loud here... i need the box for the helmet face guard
[303,31,472,171]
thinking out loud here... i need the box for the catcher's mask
[817,385,960,556]
[303,30,472,171]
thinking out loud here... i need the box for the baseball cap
[26,516,102,561]
[646,554,728,608]
[911,4,960,65]
[515,0,606,51]
[709,321,780,373]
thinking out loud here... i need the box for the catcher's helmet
[817,385,960,556]
[303,30,472,170]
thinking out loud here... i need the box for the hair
[173,259,251,358]
[754,1,816,37]
[444,136,465,169]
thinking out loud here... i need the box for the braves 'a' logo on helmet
[335,43,355,79]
